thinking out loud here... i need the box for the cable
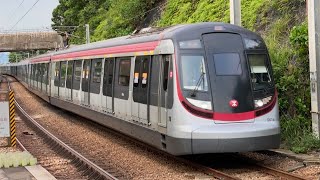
[9,0,40,31]
[6,0,25,24]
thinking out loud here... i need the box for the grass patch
[280,116,320,153]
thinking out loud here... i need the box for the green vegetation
[8,50,47,63]
[52,0,155,43]
[51,0,319,153]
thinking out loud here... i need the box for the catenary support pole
[308,0,320,137]
[230,0,241,26]
[85,24,90,44]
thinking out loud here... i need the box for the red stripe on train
[52,41,159,60]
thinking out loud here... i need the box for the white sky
[0,0,59,31]
[0,0,59,63]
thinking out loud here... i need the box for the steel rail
[175,156,240,180]
[232,154,307,180]
[253,163,307,180]
[4,75,118,180]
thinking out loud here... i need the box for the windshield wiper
[190,72,205,97]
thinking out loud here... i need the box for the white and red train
[0,22,280,155]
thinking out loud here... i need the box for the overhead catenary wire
[9,0,41,31]
[6,0,25,25]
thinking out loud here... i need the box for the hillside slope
[52,0,316,152]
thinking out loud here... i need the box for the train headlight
[186,98,212,110]
[254,96,272,108]
[254,100,264,108]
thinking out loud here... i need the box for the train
[0,22,280,155]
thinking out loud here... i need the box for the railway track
[79,111,308,180]
[185,153,309,180]
[3,75,313,179]
[2,75,119,180]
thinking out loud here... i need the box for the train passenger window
[141,57,150,88]
[118,59,131,86]
[35,64,39,82]
[54,62,60,86]
[163,56,170,91]
[180,55,208,91]
[60,61,67,87]
[82,60,91,92]
[103,58,114,96]
[43,63,48,85]
[31,65,34,80]
[132,56,150,104]
[92,59,102,83]
[66,61,74,88]
[90,58,102,94]
[213,53,242,75]
[73,60,82,90]
[66,61,74,89]
[33,64,37,81]
[38,64,43,84]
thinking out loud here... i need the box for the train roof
[52,22,261,56]
[12,22,263,64]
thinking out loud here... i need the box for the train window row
[30,63,49,85]
[21,55,173,108]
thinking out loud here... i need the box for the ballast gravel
[10,80,320,180]
[11,82,214,179]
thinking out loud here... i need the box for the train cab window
[118,59,131,86]
[60,61,67,87]
[90,58,102,94]
[73,60,82,90]
[103,58,114,96]
[82,60,91,92]
[181,55,208,91]
[248,54,272,90]
[54,62,60,86]
[66,61,74,89]
[213,53,242,75]
[180,55,211,110]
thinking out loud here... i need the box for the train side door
[103,58,115,113]
[132,56,151,125]
[158,55,171,127]
[66,60,74,100]
[59,61,67,99]
[53,62,60,97]
[81,60,91,106]
[72,60,82,104]
[90,58,103,110]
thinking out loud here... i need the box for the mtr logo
[229,100,239,108]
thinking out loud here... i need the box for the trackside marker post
[9,90,16,147]
[0,90,15,147]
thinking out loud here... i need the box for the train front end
[168,23,280,155]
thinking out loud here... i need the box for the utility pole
[230,0,241,26]
[85,24,90,44]
[308,0,320,137]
